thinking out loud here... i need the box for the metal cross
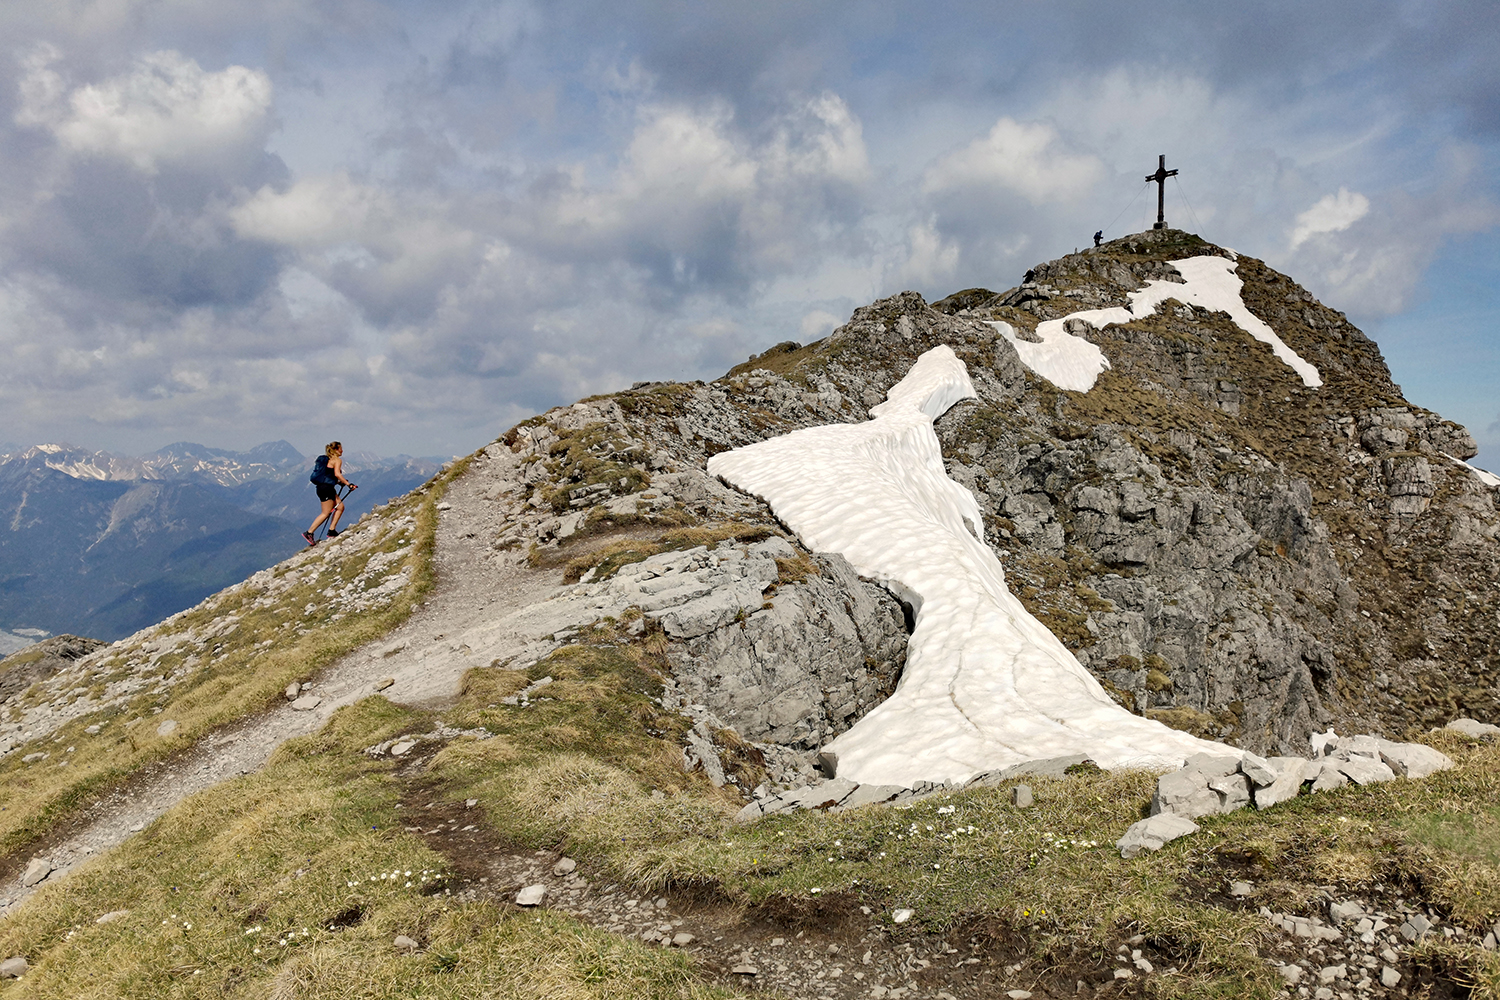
[1145,154,1178,230]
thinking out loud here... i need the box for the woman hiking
[304,441,357,545]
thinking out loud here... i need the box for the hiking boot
[327,529,341,538]
[302,530,317,546]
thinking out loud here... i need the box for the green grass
[0,459,468,863]
[0,699,732,1000]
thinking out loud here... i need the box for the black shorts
[316,482,339,502]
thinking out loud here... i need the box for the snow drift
[708,346,1236,787]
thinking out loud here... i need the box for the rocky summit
[1,228,1498,998]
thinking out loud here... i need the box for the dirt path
[0,446,564,916]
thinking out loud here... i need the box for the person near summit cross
[304,441,357,545]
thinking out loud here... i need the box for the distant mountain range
[0,442,441,643]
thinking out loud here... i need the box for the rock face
[666,549,906,748]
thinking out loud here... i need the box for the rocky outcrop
[463,226,1497,781]
[0,635,107,708]
[665,548,906,748]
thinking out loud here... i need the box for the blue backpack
[310,455,337,485]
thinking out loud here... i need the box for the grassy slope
[0,459,467,864]
[0,698,727,1000]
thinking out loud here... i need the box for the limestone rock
[284,682,301,700]
[156,719,178,737]
[516,884,547,906]
[1375,739,1453,778]
[95,910,131,924]
[1335,754,1395,785]
[1253,756,1310,809]
[1239,751,1278,786]
[1446,718,1500,738]
[393,935,418,952]
[1151,767,1220,819]
[552,857,577,876]
[21,858,52,887]
[1310,761,1349,792]
[290,695,322,712]
[1010,784,1033,808]
[1117,813,1199,858]
[0,956,28,979]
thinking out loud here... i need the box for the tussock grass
[0,698,730,1000]
[0,460,468,862]
[432,636,736,861]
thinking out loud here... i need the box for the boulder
[1310,761,1348,792]
[1207,772,1252,812]
[1117,813,1199,858]
[1183,753,1241,778]
[1335,754,1395,785]
[1253,757,1310,809]
[1151,767,1220,819]
[1376,739,1454,778]
[1446,718,1500,739]
[0,956,28,979]
[1239,751,1278,786]
[21,858,52,887]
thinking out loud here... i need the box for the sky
[0,1,1497,469]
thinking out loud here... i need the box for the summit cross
[1145,154,1178,230]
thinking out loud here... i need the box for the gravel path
[0,445,562,915]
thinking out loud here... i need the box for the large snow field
[708,346,1235,788]
[990,255,1323,392]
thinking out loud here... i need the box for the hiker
[1093,230,1103,247]
[304,441,357,545]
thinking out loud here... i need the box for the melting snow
[708,346,1235,787]
[1444,453,1500,488]
[990,255,1322,392]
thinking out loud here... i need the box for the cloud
[1289,187,1371,248]
[890,217,960,291]
[923,117,1104,205]
[799,309,841,340]
[17,47,273,174]
[526,92,871,296]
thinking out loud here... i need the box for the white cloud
[1289,187,1371,248]
[922,117,1104,205]
[17,48,273,173]
[230,173,385,247]
[892,217,960,291]
[799,309,841,340]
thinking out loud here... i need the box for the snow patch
[1444,453,1500,488]
[990,255,1322,392]
[708,346,1235,787]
